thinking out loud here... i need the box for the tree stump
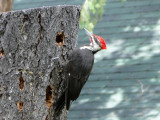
[0,6,80,120]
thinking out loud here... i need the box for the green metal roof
[13,0,160,120]
[70,0,160,120]
[13,0,84,10]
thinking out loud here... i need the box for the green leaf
[80,0,106,33]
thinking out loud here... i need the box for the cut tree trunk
[0,6,80,120]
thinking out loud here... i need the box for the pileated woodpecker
[56,28,107,113]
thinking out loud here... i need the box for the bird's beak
[84,28,93,43]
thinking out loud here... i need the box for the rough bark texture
[0,6,80,120]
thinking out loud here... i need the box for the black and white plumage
[65,48,94,110]
[55,28,107,113]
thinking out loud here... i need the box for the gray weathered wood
[0,5,80,120]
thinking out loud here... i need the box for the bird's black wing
[65,48,94,110]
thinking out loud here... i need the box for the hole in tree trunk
[17,101,24,111]
[56,32,65,47]
[0,94,3,100]
[45,115,48,120]
[46,85,53,108]
[0,49,4,56]
[19,76,24,90]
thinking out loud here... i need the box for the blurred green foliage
[79,0,106,33]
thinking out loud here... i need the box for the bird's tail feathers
[55,92,65,114]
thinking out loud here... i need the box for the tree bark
[0,6,80,120]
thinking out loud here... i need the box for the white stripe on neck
[80,46,93,51]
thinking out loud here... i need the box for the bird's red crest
[93,35,107,49]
